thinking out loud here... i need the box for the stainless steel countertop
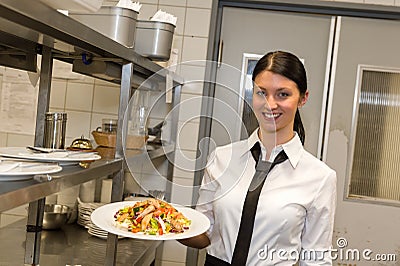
[0,218,162,266]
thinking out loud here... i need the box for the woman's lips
[262,112,281,120]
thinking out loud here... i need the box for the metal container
[43,112,67,149]
[43,204,71,230]
[70,6,138,47]
[135,20,176,61]
[101,118,118,133]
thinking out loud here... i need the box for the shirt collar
[281,132,303,168]
[242,128,304,168]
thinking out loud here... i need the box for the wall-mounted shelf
[0,1,183,265]
[0,159,122,213]
[0,0,184,85]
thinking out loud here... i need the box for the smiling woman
[178,51,337,266]
[252,51,309,159]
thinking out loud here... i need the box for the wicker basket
[92,131,147,149]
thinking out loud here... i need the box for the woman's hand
[177,232,211,249]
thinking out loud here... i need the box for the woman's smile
[262,111,281,120]
[253,70,308,141]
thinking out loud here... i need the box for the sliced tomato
[131,227,141,233]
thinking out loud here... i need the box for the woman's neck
[258,128,295,153]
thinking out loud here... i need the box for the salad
[113,198,191,235]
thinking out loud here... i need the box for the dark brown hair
[252,51,307,145]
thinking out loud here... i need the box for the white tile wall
[0,214,25,228]
[365,0,395,4]
[158,5,186,35]
[94,78,115,87]
[184,8,211,37]
[173,149,197,178]
[187,0,213,9]
[396,0,400,5]
[65,110,92,139]
[139,0,158,4]
[176,121,199,150]
[0,205,28,228]
[2,205,28,216]
[178,93,202,122]
[49,80,67,109]
[0,132,7,146]
[170,176,194,205]
[180,81,204,95]
[92,84,120,114]
[137,4,158,20]
[159,0,187,7]
[65,82,94,112]
[181,36,209,63]
[6,133,34,147]
[178,65,206,91]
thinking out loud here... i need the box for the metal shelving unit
[0,159,122,213]
[0,1,183,265]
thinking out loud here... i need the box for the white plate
[0,161,62,181]
[91,201,210,240]
[0,147,101,163]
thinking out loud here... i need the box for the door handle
[217,39,223,68]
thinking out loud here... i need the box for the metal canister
[43,112,67,149]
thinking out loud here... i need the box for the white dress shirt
[196,129,337,265]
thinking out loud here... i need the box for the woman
[179,51,337,265]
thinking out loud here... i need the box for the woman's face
[253,70,308,139]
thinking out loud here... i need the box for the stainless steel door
[324,16,400,263]
[212,6,334,156]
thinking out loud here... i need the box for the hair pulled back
[252,51,307,145]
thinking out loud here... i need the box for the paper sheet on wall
[0,68,38,135]
[52,59,84,80]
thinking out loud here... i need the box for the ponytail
[294,109,305,145]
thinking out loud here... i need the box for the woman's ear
[298,90,309,108]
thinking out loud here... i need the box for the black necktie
[231,142,288,265]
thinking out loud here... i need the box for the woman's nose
[265,96,277,110]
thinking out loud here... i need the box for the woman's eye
[256,90,266,97]
[278,92,289,97]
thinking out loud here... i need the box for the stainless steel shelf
[0,159,123,213]
[0,1,183,265]
[0,218,162,266]
[0,0,184,85]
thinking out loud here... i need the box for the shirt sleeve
[299,170,337,266]
[195,151,219,238]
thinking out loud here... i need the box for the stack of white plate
[77,198,124,239]
[87,221,124,239]
[87,222,109,239]
[77,198,105,228]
